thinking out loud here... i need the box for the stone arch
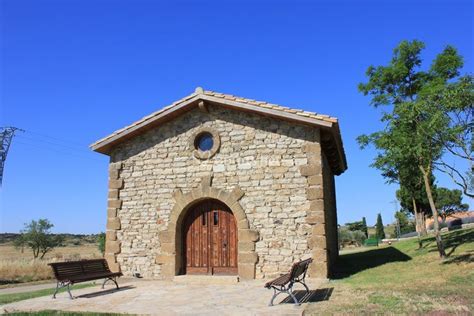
[156,175,259,280]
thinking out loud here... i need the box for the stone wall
[322,153,339,273]
[104,104,335,279]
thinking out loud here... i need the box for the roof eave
[90,95,201,154]
[90,95,347,175]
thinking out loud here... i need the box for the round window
[195,132,214,152]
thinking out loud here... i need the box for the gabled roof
[91,88,347,174]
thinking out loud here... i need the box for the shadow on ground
[332,247,411,279]
[422,229,474,264]
[279,288,333,304]
[443,252,474,264]
[76,285,135,299]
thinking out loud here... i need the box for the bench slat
[264,258,313,288]
[49,259,121,283]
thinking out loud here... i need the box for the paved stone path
[0,282,57,295]
[0,278,327,315]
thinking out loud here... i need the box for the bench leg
[66,283,73,299]
[288,287,300,306]
[296,280,310,293]
[269,288,282,306]
[52,282,60,299]
[268,284,300,306]
[102,277,119,289]
[52,281,73,299]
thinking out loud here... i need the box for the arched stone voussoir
[208,187,220,199]
[237,219,249,229]
[228,201,248,223]
[160,181,257,279]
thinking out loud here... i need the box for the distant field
[367,224,396,238]
[0,235,102,285]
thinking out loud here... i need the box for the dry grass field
[0,242,102,285]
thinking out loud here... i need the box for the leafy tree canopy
[394,211,416,235]
[435,187,469,220]
[345,220,365,232]
[14,219,63,259]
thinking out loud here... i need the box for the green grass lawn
[306,228,474,314]
[0,283,96,305]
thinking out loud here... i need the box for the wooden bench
[264,258,313,306]
[48,259,122,299]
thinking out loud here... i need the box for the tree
[375,213,386,240]
[396,178,435,235]
[357,40,472,258]
[14,219,63,259]
[345,218,369,238]
[97,232,106,256]
[346,220,365,232]
[435,188,469,221]
[394,211,415,235]
[362,217,369,237]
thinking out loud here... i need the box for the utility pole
[0,127,23,186]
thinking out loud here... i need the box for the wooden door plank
[184,200,238,275]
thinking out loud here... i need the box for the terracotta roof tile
[201,90,339,125]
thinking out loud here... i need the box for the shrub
[352,230,367,246]
[338,227,352,247]
[338,227,367,247]
[97,232,106,256]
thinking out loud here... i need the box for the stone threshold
[173,275,240,285]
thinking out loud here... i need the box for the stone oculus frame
[156,175,259,279]
[190,127,221,160]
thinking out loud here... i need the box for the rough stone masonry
[91,88,347,280]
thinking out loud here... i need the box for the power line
[16,133,92,154]
[1,127,24,186]
[22,129,86,147]
[14,140,104,162]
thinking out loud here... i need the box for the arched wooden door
[183,200,238,275]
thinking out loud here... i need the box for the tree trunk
[420,212,427,235]
[412,197,423,249]
[419,165,446,258]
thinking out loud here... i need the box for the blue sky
[1,0,472,233]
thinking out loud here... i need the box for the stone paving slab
[0,279,325,315]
